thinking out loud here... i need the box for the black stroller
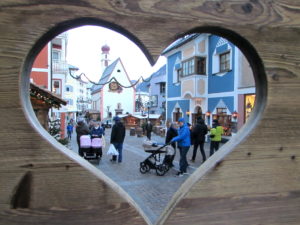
[139,141,175,176]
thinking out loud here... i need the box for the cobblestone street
[68,128,214,224]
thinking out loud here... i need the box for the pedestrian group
[75,115,224,175]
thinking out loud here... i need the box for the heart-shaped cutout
[25,23,262,225]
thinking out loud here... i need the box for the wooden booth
[30,83,66,131]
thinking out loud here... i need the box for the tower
[101,44,110,71]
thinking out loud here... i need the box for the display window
[245,94,255,122]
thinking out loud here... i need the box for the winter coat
[210,126,224,142]
[145,123,153,133]
[171,123,191,147]
[67,124,73,133]
[90,126,104,138]
[165,127,178,149]
[76,121,90,141]
[110,121,126,144]
[192,121,208,143]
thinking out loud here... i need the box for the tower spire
[101,44,110,70]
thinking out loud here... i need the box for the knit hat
[178,118,185,123]
[113,116,120,121]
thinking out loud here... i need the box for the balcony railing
[52,60,69,74]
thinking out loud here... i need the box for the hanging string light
[68,70,152,89]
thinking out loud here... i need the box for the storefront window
[245,94,255,122]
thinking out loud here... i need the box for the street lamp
[147,101,151,121]
[232,110,238,119]
[68,66,79,78]
[205,110,211,118]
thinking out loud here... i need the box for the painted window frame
[219,51,231,73]
[173,67,180,84]
[181,56,207,77]
[52,50,61,61]
[160,82,166,94]
[212,50,232,75]
[150,95,158,107]
[52,79,62,96]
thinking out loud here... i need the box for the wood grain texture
[0,0,299,225]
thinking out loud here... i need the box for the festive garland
[30,90,61,109]
[69,70,152,89]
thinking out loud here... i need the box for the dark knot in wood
[241,3,253,14]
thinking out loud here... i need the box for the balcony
[52,60,69,74]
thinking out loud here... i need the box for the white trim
[182,91,193,99]
[234,47,239,112]
[168,96,188,101]
[207,92,235,98]
[216,37,228,47]
[173,56,181,84]
[31,68,49,72]
[48,43,51,91]
[171,102,183,122]
[237,87,256,94]
[215,99,227,109]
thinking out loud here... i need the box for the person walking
[190,117,208,163]
[164,122,178,168]
[209,119,224,156]
[170,118,191,177]
[76,118,90,157]
[145,120,153,140]
[66,122,73,140]
[110,116,126,163]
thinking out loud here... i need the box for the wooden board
[0,1,299,225]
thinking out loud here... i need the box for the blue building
[148,65,166,118]
[135,65,166,119]
[162,34,255,134]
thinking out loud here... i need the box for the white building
[64,65,92,121]
[51,32,68,121]
[91,57,135,120]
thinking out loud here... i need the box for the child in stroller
[139,140,175,176]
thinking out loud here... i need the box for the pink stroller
[80,135,102,161]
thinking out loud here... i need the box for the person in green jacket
[209,119,224,156]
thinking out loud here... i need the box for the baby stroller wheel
[140,163,150,174]
[156,164,167,176]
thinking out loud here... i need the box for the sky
[66,25,166,83]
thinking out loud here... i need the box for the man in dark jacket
[191,117,208,163]
[76,118,90,156]
[110,116,126,163]
[145,120,153,140]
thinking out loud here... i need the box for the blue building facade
[162,34,255,133]
[148,65,166,118]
